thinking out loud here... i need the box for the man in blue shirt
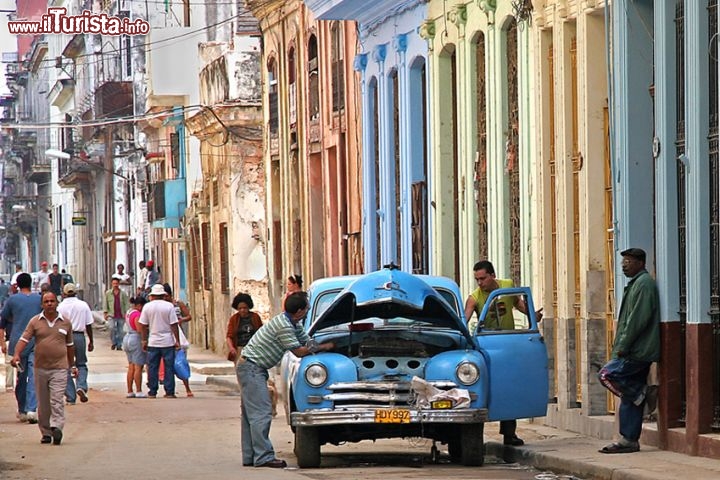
[0,273,42,423]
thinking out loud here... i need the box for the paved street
[0,325,564,480]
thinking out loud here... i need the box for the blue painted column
[394,33,413,272]
[355,52,377,271]
[685,0,711,327]
[653,1,680,324]
[373,44,395,267]
[611,0,655,291]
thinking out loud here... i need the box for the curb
[205,375,240,392]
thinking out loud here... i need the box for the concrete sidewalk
[194,346,720,480]
[485,422,720,480]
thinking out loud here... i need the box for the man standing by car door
[236,292,334,468]
[463,260,542,446]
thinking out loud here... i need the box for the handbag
[174,348,191,381]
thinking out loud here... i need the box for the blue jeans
[111,317,124,348]
[147,346,176,396]
[66,332,88,402]
[16,350,37,414]
[236,360,275,466]
[599,358,651,442]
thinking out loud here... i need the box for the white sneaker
[16,412,28,422]
[26,411,38,424]
[134,392,147,398]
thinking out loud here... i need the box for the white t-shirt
[57,296,94,332]
[138,299,178,348]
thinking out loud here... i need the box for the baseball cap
[63,283,77,295]
[146,260,154,267]
[621,248,647,263]
[41,261,48,267]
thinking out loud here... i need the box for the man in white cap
[58,283,94,404]
[138,284,180,398]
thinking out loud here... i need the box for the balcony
[149,178,187,229]
[57,158,93,189]
[48,78,75,108]
[26,157,51,184]
[95,81,132,118]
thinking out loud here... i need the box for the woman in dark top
[226,293,263,363]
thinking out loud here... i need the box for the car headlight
[456,361,480,386]
[304,363,328,387]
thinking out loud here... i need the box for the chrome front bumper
[290,408,487,427]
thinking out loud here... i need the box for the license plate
[374,409,410,423]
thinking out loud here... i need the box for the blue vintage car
[280,265,548,467]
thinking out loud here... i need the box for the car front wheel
[459,422,485,466]
[294,426,321,468]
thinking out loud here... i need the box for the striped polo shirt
[242,312,309,369]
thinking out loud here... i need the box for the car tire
[294,426,321,468]
[460,422,485,466]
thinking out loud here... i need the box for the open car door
[474,287,549,421]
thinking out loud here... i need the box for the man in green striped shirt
[237,292,333,468]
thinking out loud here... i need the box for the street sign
[72,216,87,226]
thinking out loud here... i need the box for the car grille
[325,380,458,408]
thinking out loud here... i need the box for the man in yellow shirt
[463,260,542,446]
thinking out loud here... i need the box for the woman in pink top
[122,297,147,398]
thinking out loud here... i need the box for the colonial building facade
[246,0,364,313]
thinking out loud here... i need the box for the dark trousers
[598,358,651,442]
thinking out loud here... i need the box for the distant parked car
[280,265,548,468]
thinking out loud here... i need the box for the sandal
[599,442,639,454]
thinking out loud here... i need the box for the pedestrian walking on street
[11,291,76,445]
[48,264,63,297]
[163,283,193,397]
[144,260,160,291]
[236,292,334,468]
[114,264,133,297]
[0,279,9,307]
[463,260,542,446]
[104,277,131,351]
[123,296,147,398]
[226,292,263,364]
[0,273,41,424]
[138,284,180,398]
[282,274,303,310]
[58,283,94,404]
[599,248,660,454]
[35,262,50,292]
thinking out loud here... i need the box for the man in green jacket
[103,277,131,351]
[598,248,660,454]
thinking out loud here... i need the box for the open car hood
[309,267,469,336]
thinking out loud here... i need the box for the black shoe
[41,435,52,444]
[117,346,122,351]
[503,435,524,446]
[243,463,253,467]
[77,389,88,403]
[51,427,63,445]
[256,459,287,468]
[111,345,116,350]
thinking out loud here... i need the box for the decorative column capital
[393,33,408,54]
[418,20,436,41]
[353,53,368,72]
[477,0,496,14]
[372,44,387,64]
[447,5,467,27]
